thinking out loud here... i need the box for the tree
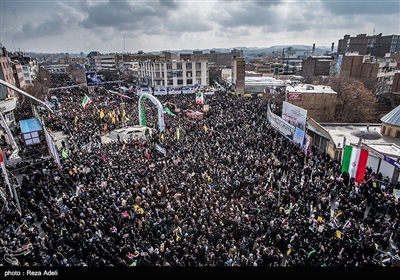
[326,77,378,123]
[67,66,86,84]
[24,67,51,101]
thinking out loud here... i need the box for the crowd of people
[0,72,399,268]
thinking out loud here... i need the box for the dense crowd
[0,72,399,268]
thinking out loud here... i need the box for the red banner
[288,92,302,101]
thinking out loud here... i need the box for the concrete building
[11,63,26,89]
[301,55,335,77]
[180,49,243,67]
[338,33,400,57]
[0,54,16,98]
[285,84,337,122]
[232,57,245,95]
[340,53,398,93]
[0,46,19,129]
[138,60,209,88]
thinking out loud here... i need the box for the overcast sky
[1,0,399,54]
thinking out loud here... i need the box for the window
[177,63,182,69]
[167,64,172,70]
[186,72,192,77]
[5,113,14,122]
[196,78,201,85]
[186,63,192,69]
[177,71,183,77]
[23,131,40,146]
[178,79,183,85]
[168,80,173,85]
[196,63,201,69]
[187,79,193,85]
[196,71,201,77]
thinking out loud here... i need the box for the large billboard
[85,71,98,87]
[282,101,307,131]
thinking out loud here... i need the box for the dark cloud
[17,17,65,39]
[253,0,283,7]
[210,2,280,28]
[79,0,178,31]
[158,0,179,9]
[321,0,400,15]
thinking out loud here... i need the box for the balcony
[0,97,17,113]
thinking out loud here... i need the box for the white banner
[282,101,307,131]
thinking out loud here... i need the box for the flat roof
[320,123,400,156]
[287,84,337,94]
[19,118,43,134]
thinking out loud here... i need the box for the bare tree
[66,66,86,84]
[24,67,51,101]
[327,77,378,123]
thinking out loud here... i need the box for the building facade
[301,55,335,77]
[138,60,209,88]
[338,33,400,57]
[232,57,245,95]
[340,53,398,93]
[285,84,337,122]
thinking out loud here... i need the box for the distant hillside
[176,45,333,55]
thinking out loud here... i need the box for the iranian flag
[196,92,204,105]
[341,145,369,182]
[81,94,92,109]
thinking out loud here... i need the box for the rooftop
[320,123,400,153]
[286,84,337,94]
[381,105,400,126]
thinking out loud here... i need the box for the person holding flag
[81,94,92,110]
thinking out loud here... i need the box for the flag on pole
[81,94,92,109]
[341,145,369,181]
[176,127,180,140]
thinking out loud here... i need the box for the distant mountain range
[26,45,334,58]
[171,45,334,56]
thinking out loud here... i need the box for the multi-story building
[232,57,245,95]
[11,63,26,89]
[93,53,118,72]
[58,57,87,65]
[0,46,18,128]
[301,55,335,77]
[284,84,337,122]
[256,62,284,76]
[22,64,34,85]
[180,49,243,67]
[137,60,209,88]
[0,49,16,99]
[340,53,398,93]
[338,33,400,57]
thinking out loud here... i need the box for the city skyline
[1,0,399,54]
